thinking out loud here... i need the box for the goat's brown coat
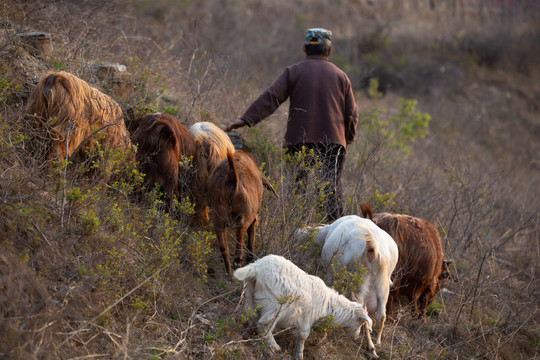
[361,202,443,318]
[131,113,197,208]
[207,150,265,276]
[26,71,131,167]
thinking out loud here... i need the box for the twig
[30,220,52,246]
[66,118,124,163]
[66,354,111,360]
[493,214,535,252]
[221,326,294,348]
[469,252,487,319]
[174,287,241,353]
[388,311,402,359]
[56,264,169,350]
[60,122,73,228]
[486,310,538,358]
[233,282,247,314]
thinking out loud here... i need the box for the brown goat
[26,71,132,168]
[207,149,270,276]
[361,202,443,318]
[131,113,197,209]
[189,122,235,226]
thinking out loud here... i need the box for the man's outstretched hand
[224,118,247,132]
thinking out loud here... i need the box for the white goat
[302,215,398,358]
[233,254,372,360]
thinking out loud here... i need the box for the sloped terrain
[0,1,539,359]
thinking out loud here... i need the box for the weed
[426,299,442,318]
[370,189,397,209]
[160,104,180,115]
[329,257,367,296]
[184,230,214,282]
[239,305,261,325]
[313,315,338,335]
[360,93,431,158]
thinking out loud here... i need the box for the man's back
[284,54,355,147]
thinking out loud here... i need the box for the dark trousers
[286,143,345,221]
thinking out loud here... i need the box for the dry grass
[0,0,539,359]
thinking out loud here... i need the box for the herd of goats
[25,70,456,359]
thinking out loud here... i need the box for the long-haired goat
[234,254,372,360]
[131,113,197,209]
[189,122,235,226]
[207,149,275,276]
[302,214,398,357]
[26,71,131,169]
[360,202,444,318]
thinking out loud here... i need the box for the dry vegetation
[1,0,539,359]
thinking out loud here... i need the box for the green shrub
[426,299,442,317]
[330,256,367,296]
[81,209,101,235]
[360,93,431,157]
[313,314,338,335]
[184,230,214,282]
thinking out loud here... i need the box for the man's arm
[225,68,290,131]
[344,79,359,144]
[224,118,247,132]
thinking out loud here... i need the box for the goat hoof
[367,346,379,359]
[265,343,280,352]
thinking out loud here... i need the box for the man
[225,28,358,221]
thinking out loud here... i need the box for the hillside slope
[0,1,538,359]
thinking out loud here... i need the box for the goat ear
[355,310,372,330]
[351,292,358,302]
[202,139,210,158]
[367,248,375,262]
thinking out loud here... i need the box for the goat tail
[27,71,75,126]
[262,175,278,197]
[155,117,176,148]
[43,72,74,99]
[42,73,58,99]
[226,149,238,192]
[364,230,379,264]
[360,202,374,221]
[233,263,256,281]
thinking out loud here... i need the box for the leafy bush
[360,79,431,157]
[329,257,368,297]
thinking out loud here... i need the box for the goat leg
[234,227,247,269]
[363,322,379,358]
[246,218,257,264]
[257,312,281,352]
[215,227,232,276]
[293,338,307,360]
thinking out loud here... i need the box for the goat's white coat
[234,254,372,360]
[307,215,398,357]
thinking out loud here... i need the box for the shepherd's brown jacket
[240,54,358,150]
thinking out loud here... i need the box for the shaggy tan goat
[207,149,275,276]
[26,71,132,169]
[189,122,235,226]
